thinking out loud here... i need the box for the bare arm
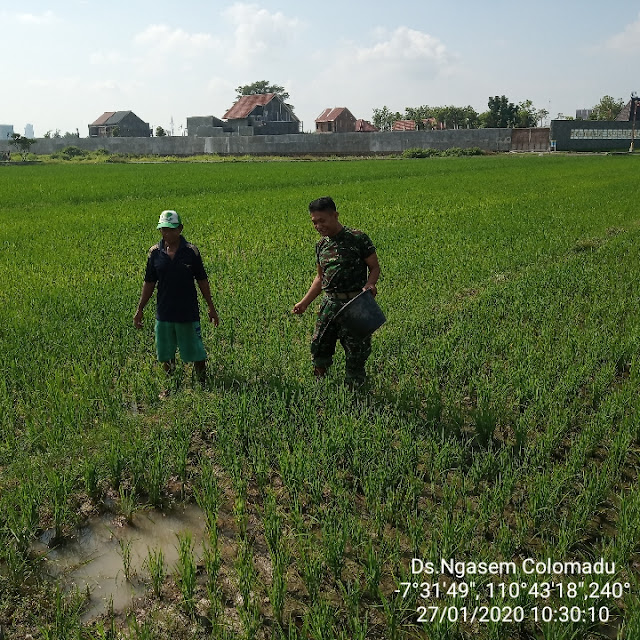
[133,281,156,328]
[363,252,380,296]
[197,279,219,326]
[292,264,323,314]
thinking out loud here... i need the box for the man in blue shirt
[134,210,219,396]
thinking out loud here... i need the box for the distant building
[186,115,229,137]
[88,111,151,137]
[24,124,34,138]
[575,109,592,120]
[315,107,356,133]
[0,124,14,140]
[355,119,379,132]
[616,100,637,122]
[392,118,436,131]
[222,94,300,135]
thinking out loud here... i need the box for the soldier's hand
[292,301,308,315]
[363,284,377,297]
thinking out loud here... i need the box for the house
[392,119,436,131]
[616,99,638,122]
[186,115,230,137]
[315,108,356,133]
[222,94,300,135]
[88,111,151,137]
[355,119,379,132]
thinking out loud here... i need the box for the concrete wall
[550,120,635,151]
[0,128,513,156]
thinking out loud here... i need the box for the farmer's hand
[363,284,377,297]
[209,305,220,327]
[292,301,308,315]
[133,309,144,329]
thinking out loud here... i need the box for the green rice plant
[106,440,125,491]
[118,486,139,524]
[472,401,498,448]
[362,539,381,597]
[117,536,134,581]
[203,538,223,627]
[234,491,249,541]
[127,615,155,640]
[299,542,324,601]
[6,481,40,552]
[83,457,101,501]
[302,599,338,640]
[322,508,348,582]
[236,538,260,639]
[194,457,222,534]
[146,436,167,507]
[37,584,84,640]
[171,420,192,488]
[47,469,72,543]
[270,560,287,628]
[263,489,283,556]
[144,546,165,599]
[175,531,197,616]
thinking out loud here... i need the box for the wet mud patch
[32,504,207,621]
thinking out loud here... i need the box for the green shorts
[155,320,207,363]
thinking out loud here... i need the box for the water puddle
[33,504,207,621]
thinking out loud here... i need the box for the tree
[590,95,624,121]
[155,126,167,137]
[405,105,434,129]
[372,106,402,131]
[484,95,518,128]
[536,108,549,127]
[515,100,538,128]
[9,133,36,161]
[235,80,290,102]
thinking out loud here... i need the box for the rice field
[1,154,640,639]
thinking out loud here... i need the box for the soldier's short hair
[309,196,337,213]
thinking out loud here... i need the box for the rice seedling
[175,531,197,616]
[117,537,134,581]
[144,546,165,599]
[236,538,261,639]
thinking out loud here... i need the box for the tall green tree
[372,106,402,131]
[235,80,290,101]
[484,95,518,128]
[590,95,624,121]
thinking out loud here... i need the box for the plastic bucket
[335,290,386,338]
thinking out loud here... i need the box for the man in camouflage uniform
[292,196,380,386]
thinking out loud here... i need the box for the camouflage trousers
[311,296,371,383]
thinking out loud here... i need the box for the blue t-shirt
[144,236,207,322]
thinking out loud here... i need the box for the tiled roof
[91,112,116,126]
[355,119,379,132]
[316,107,349,122]
[90,111,134,126]
[223,94,276,119]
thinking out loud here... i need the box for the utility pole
[629,92,638,153]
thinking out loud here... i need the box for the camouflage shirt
[316,227,376,293]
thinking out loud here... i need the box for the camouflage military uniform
[311,227,376,383]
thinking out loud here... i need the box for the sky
[2,0,639,136]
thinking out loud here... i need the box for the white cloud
[90,51,126,65]
[604,14,640,52]
[16,10,58,25]
[134,24,217,58]
[355,26,452,66]
[223,3,303,66]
